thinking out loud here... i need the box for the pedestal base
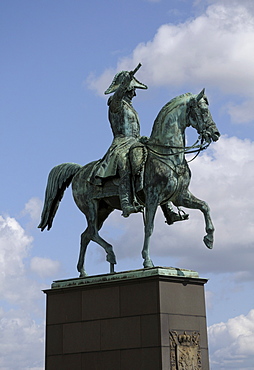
[44,267,209,370]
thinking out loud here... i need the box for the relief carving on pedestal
[169,330,201,370]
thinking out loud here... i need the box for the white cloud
[0,216,41,311]
[21,197,43,227]
[209,0,254,11]
[30,256,60,278]
[125,2,254,94]
[0,309,44,370]
[0,214,60,368]
[0,215,32,282]
[88,1,254,123]
[227,99,254,124]
[208,309,254,368]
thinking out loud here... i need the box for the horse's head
[188,89,220,144]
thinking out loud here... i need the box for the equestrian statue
[38,63,220,277]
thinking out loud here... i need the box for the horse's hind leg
[78,225,116,276]
[93,202,116,272]
[175,190,214,249]
[77,227,91,277]
[77,201,116,277]
[91,232,116,273]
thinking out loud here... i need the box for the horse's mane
[150,92,193,139]
[155,92,192,121]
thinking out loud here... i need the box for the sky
[1,0,254,368]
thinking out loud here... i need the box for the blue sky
[1,0,254,368]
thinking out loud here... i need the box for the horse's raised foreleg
[175,190,214,249]
[142,201,158,268]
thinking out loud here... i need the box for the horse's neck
[150,119,185,147]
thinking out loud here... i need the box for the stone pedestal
[44,267,209,370]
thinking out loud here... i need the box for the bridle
[146,136,210,163]
[146,95,213,163]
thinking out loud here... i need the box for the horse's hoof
[203,235,213,249]
[110,263,116,274]
[143,260,154,268]
[79,271,88,278]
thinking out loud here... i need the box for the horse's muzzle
[211,130,220,142]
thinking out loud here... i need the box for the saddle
[88,139,148,201]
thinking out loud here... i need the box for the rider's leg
[161,202,189,225]
[119,169,143,217]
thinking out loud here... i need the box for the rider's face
[126,88,136,100]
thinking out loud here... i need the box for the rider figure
[93,65,146,217]
[93,64,189,223]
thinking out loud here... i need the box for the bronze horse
[38,89,220,276]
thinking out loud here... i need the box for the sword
[130,63,142,77]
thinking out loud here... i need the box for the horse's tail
[38,163,83,231]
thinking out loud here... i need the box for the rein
[147,137,209,162]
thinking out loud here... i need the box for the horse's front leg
[142,201,158,268]
[175,190,215,249]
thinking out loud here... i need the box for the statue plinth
[44,267,210,370]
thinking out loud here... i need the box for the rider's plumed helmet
[104,71,147,94]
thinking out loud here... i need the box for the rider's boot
[161,202,189,225]
[119,174,143,217]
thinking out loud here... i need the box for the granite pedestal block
[44,267,209,370]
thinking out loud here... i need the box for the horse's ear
[196,88,205,102]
